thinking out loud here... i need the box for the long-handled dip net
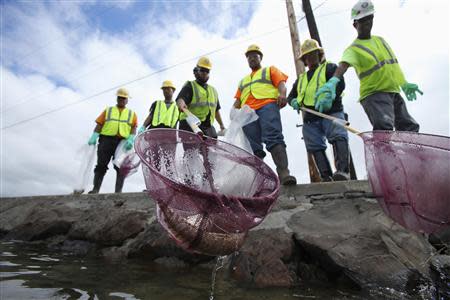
[300,107,449,234]
[362,131,450,234]
[135,129,280,256]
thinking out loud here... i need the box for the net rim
[360,130,450,151]
[135,128,281,201]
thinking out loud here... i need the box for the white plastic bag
[213,105,259,196]
[224,105,258,153]
[73,144,97,193]
[113,140,141,178]
[113,140,129,168]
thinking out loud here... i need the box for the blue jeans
[302,111,348,152]
[243,102,285,155]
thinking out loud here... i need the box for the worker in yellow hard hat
[315,0,421,132]
[287,39,351,181]
[176,56,226,137]
[139,80,179,133]
[86,87,138,194]
[233,44,296,186]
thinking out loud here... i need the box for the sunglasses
[198,68,210,74]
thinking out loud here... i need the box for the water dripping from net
[209,255,227,300]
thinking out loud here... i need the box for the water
[0,241,429,299]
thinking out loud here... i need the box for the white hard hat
[351,0,375,20]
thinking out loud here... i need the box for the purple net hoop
[135,129,280,256]
[361,131,450,234]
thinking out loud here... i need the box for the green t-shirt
[341,36,406,101]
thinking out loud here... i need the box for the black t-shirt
[287,63,345,122]
[176,80,221,128]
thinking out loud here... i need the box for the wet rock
[230,228,295,287]
[430,255,450,298]
[0,181,446,296]
[68,210,147,246]
[429,226,450,255]
[287,197,434,291]
[154,257,187,268]
[4,206,74,241]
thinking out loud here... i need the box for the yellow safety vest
[296,62,328,107]
[239,67,279,105]
[179,81,218,123]
[100,106,133,138]
[151,100,179,128]
[350,36,405,100]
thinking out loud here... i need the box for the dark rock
[430,255,450,299]
[122,222,212,264]
[154,257,187,268]
[68,210,147,246]
[1,181,447,296]
[429,226,450,254]
[287,197,434,291]
[230,228,295,287]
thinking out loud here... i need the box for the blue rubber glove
[138,125,146,134]
[315,76,340,103]
[315,92,333,113]
[290,98,300,111]
[88,132,100,145]
[401,82,423,101]
[125,134,135,150]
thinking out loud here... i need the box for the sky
[1,0,449,197]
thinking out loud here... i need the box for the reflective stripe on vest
[351,36,398,80]
[151,100,179,128]
[296,62,328,107]
[239,67,279,105]
[101,106,133,138]
[179,81,218,123]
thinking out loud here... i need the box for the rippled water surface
[0,241,421,299]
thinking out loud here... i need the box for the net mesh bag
[135,129,280,256]
[362,131,450,234]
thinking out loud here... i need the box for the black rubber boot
[88,172,104,194]
[115,172,126,193]
[311,150,333,182]
[332,139,350,181]
[270,144,297,186]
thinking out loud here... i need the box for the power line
[1,2,241,113]
[2,1,332,131]
[1,24,293,131]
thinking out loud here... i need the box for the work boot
[332,139,350,181]
[88,172,104,194]
[115,173,126,193]
[311,150,333,182]
[254,150,266,160]
[270,144,297,186]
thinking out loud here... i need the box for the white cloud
[1,0,448,197]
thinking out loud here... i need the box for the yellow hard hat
[116,88,130,99]
[161,80,176,90]
[245,44,263,58]
[299,39,324,59]
[197,56,212,70]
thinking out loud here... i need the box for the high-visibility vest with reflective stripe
[296,62,328,107]
[350,36,405,100]
[180,81,218,123]
[100,106,133,138]
[239,67,279,105]
[151,100,179,128]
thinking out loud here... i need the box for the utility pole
[302,0,358,180]
[302,0,321,46]
[285,0,321,183]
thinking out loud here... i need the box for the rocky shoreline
[1,180,448,298]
